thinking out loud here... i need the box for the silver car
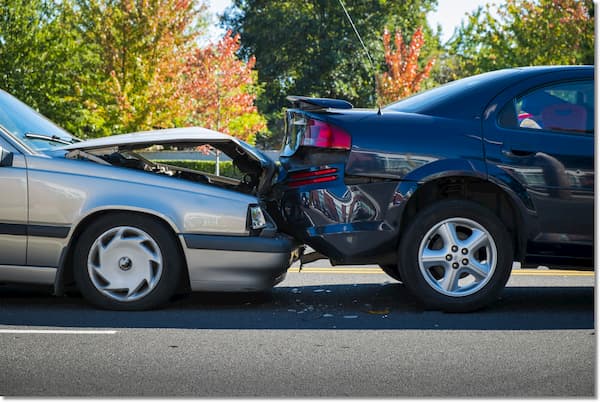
[0,90,297,310]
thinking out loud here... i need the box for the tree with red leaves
[376,26,435,105]
[182,31,266,144]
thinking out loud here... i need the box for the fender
[394,157,534,213]
[392,158,534,262]
[403,157,487,184]
[53,206,182,296]
[484,163,536,212]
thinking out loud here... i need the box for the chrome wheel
[87,226,163,302]
[418,217,497,297]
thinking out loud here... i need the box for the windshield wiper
[24,132,74,145]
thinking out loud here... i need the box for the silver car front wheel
[87,226,164,302]
[74,213,183,310]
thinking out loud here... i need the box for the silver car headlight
[248,205,267,230]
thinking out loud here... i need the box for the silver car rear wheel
[87,226,164,302]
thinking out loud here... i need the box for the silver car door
[0,137,27,265]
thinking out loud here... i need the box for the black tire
[379,264,403,282]
[398,200,513,312]
[74,213,183,310]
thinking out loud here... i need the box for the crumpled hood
[60,126,277,196]
[61,127,272,166]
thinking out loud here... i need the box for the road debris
[367,309,390,315]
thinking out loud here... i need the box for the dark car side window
[498,81,594,135]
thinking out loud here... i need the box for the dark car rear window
[383,69,521,117]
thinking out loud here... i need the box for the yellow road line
[287,267,595,277]
[512,270,594,277]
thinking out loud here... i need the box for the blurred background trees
[0,0,264,142]
[446,0,594,81]
[222,0,439,148]
[183,30,266,144]
[0,0,594,147]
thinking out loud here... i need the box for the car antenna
[337,0,382,115]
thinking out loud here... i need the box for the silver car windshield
[0,90,78,151]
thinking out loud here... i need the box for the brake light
[301,119,351,150]
[288,167,339,188]
[289,168,338,180]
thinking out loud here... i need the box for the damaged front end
[60,127,277,198]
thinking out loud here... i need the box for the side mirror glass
[0,146,14,167]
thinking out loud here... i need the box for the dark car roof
[384,66,592,119]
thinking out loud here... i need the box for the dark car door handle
[502,148,535,157]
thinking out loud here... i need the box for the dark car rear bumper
[277,178,405,265]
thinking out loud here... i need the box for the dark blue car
[273,66,594,312]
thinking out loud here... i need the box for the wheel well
[56,210,190,295]
[400,176,525,261]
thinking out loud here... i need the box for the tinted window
[383,69,516,114]
[500,81,594,134]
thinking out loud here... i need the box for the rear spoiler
[286,96,353,111]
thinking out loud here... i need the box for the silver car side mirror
[0,146,14,167]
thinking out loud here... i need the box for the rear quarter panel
[339,112,487,181]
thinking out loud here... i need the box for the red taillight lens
[301,119,351,150]
[288,168,338,180]
[287,175,338,188]
[288,167,339,188]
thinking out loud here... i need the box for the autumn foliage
[183,31,266,144]
[0,0,266,142]
[376,26,435,105]
[85,0,201,133]
[79,0,265,142]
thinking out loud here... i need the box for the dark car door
[483,69,594,266]
[0,134,27,266]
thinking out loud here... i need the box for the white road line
[0,329,117,334]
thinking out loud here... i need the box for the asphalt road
[0,264,595,397]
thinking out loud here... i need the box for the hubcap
[87,226,163,302]
[418,218,497,297]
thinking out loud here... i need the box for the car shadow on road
[0,282,593,331]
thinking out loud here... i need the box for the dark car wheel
[398,200,513,312]
[74,213,183,310]
[379,264,403,282]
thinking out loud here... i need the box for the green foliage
[0,0,267,143]
[73,0,206,136]
[156,160,243,179]
[447,0,594,80]
[223,0,439,148]
[0,0,104,137]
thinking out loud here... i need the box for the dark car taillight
[301,119,351,150]
[288,167,339,188]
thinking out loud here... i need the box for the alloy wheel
[417,217,497,297]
